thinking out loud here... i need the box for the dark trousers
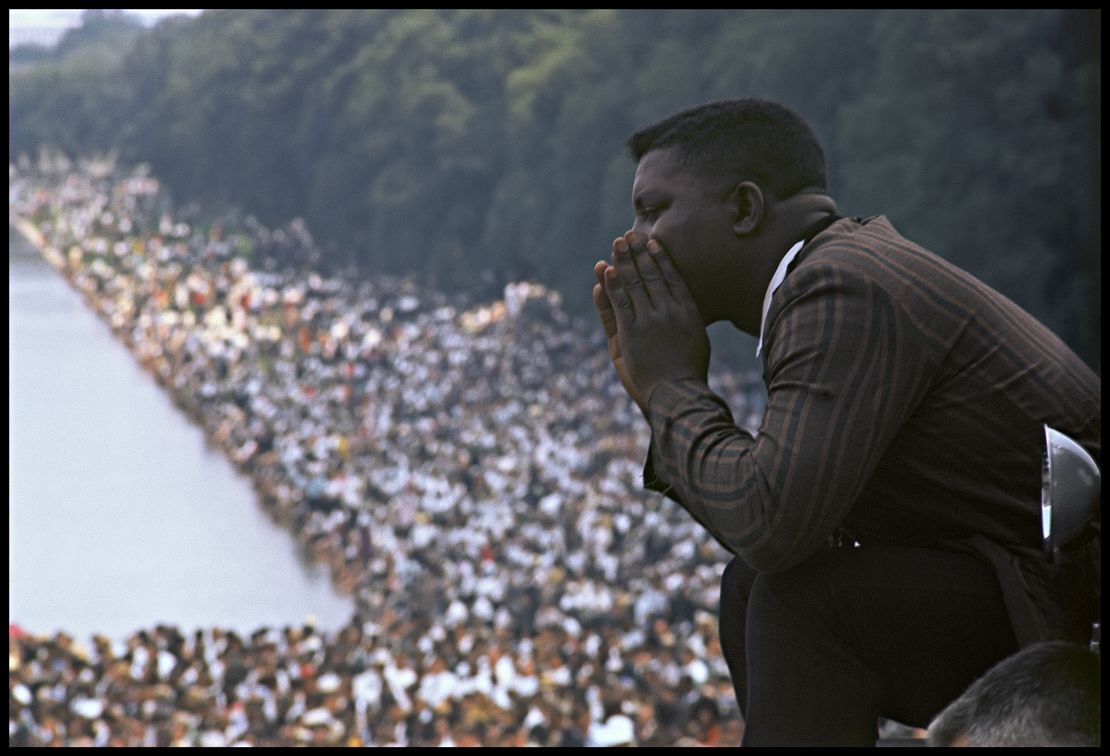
[718,545,1019,746]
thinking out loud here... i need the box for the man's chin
[685,290,709,321]
[693,290,748,331]
[723,313,760,338]
[693,298,726,328]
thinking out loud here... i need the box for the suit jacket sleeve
[644,256,931,573]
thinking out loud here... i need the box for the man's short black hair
[626,98,827,200]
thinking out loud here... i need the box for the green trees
[9,10,143,155]
[832,10,1101,367]
[9,9,1100,370]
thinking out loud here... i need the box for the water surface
[9,228,354,639]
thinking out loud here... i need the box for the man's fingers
[594,259,613,299]
[592,280,618,338]
[593,283,622,362]
[631,234,662,283]
[594,259,620,331]
[623,231,669,306]
[604,266,634,322]
[646,238,692,296]
[613,235,653,314]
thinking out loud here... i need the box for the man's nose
[630,219,651,239]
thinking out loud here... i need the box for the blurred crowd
[9,153,766,747]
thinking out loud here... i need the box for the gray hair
[926,641,1100,747]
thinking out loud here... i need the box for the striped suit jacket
[645,215,1100,647]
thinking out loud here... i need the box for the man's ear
[729,181,764,236]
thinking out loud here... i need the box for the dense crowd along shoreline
[9,153,766,746]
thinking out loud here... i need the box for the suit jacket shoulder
[768,214,1100,645]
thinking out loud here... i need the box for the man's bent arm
[643,258,930,573]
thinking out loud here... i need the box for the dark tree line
[10,9,1100,372]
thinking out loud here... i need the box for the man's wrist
[645,375,710,414]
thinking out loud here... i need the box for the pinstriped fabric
[644,216,1099,643]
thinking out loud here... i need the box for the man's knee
[719,554,835,645]
[718,556,759,717]
[742,547,878,655]
[720,555,758,610]
[750,549,843,619]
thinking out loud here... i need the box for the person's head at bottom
[926,641,1100,747]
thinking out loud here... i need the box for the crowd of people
[9,153,767,746]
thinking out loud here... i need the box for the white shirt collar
[755,239,805,358]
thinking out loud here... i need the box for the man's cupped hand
[592,232,710,416]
